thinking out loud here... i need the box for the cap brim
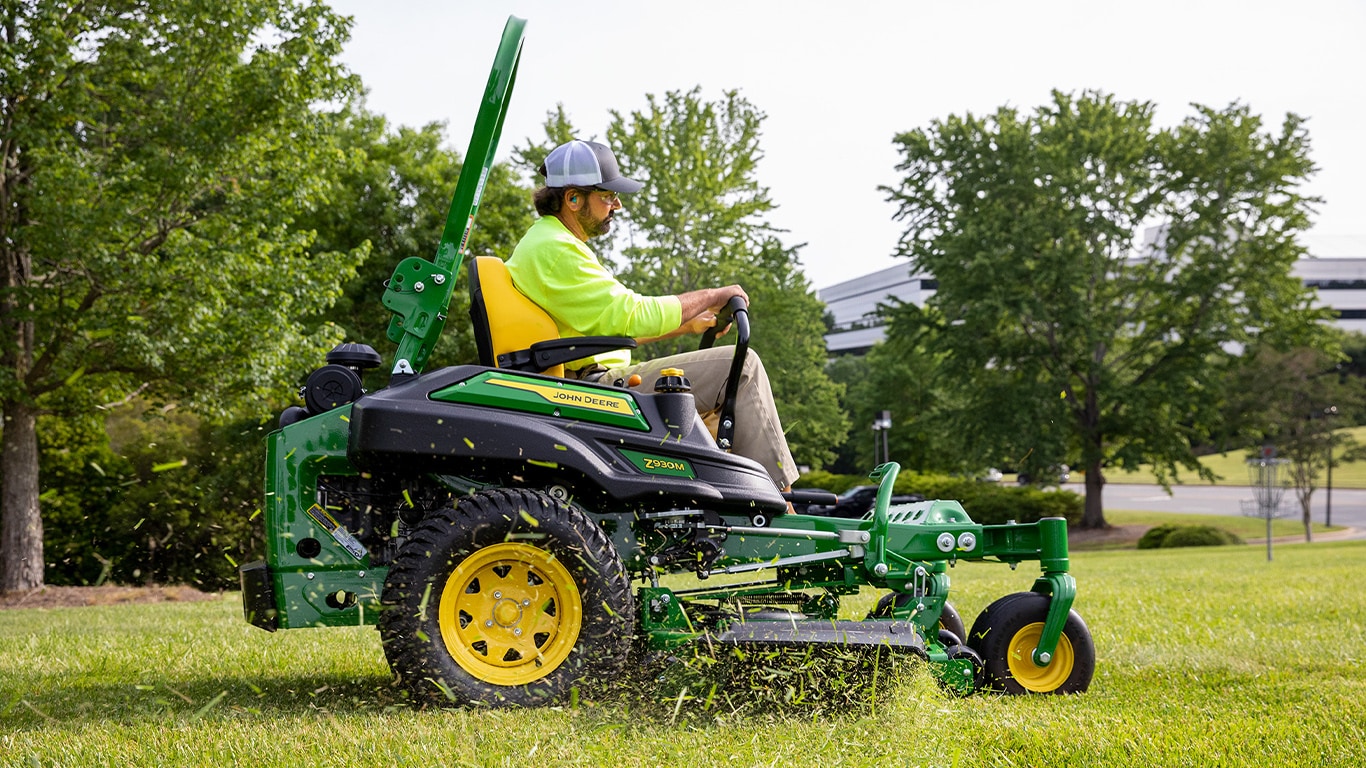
[595,176,644,194]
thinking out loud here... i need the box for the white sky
[329,0,1365,290]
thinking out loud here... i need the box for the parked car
[1017,464,1071,486]
[805,485,927,519]
[979,467,1003,483]
[786,487,837,515]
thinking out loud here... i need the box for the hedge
[795,469,1083,526]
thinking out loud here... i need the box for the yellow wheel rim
[1005,621,1075,692]
[438,542,582,686]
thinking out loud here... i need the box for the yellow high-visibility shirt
[506,216,682,371]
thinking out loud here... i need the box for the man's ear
[566,190,580,210]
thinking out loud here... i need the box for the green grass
[1103,425,1366,488]
[1099,509,1338,542]
[4,542,1365,766]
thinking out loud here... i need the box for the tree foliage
[830,309,956,475]
[28,101,536,591]
[882,90,1329,528]
[1225,340,1366,540]
[1,0,361,591]
[295,106,534,378]
[42,402,268,589]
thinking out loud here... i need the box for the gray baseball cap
[537,140,644,193]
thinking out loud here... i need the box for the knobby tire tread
[379,487,634,707]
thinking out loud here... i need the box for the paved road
[1064,482,1366,532]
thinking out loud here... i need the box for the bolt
[513,628,522,637]
[522,599,530,607]
[493,591,502,599]
[413,281,425,292]
[1038,652,1052,664]
[873,563,889,577]
[485,620,494,628]
[306,572,314,580]
[357,571,365,578]
[432,274,446,285]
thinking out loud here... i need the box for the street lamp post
[872,410,891,466]
[1326,439,1333,527]
[1323,405,1338,527]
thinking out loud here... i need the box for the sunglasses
[592,189,621,206]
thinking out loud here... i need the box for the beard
[575,206,613,238]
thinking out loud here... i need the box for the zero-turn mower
[239,15,1095,706]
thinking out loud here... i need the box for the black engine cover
[347,365,786,516]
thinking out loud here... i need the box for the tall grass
[4,541,1364,767]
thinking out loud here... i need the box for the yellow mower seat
[467,256,635,378]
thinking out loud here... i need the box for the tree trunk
[1302,496,1314,544]
[1,400,44,592]
[1080,457,1108,529]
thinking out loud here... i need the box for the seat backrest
[468,256,565,377]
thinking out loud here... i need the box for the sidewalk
[1247,525,1365,544]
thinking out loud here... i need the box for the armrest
[497,336,637,373]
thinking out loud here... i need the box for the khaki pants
[596,347,799,489]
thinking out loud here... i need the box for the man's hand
[707,284,749,312]
[680,310,730,337]
[677,284,748,328]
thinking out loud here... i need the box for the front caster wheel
[379,488,634,707]
[968,592,1095,695]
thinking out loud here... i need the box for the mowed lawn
[3,540,1364,767]
[1100,425,1366,489]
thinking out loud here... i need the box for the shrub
[793,469,861,495]
[42,405,271,590]
[1137,523,1245,549]
[794,470,1083,526]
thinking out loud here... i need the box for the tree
[1226,343,1366,541]
[299,106,534,376]
[883,90,1329,528]
[603,88,847,468]
[743,236,849,469]
[1,1,360,592]
[836,305,967,475]
[511,105,578,182]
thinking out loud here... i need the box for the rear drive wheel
[967,592,1094,695]
[380,488,633,706]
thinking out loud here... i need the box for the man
[505,139,799,490]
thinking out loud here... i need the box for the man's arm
[635,285,749,343]
[677,285,748,320]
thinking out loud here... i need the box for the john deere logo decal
[621,449,695,478]
[489,378,636,416]
[429,372,649,431]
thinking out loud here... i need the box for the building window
[1304,279,1366,290]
